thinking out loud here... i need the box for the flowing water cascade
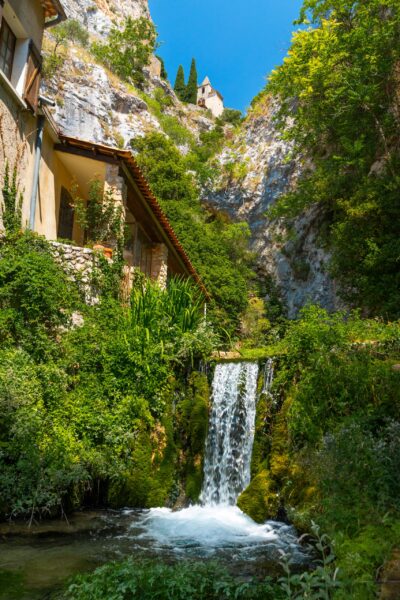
[262,358,275,396]
[0,361,307,594]
[200,361,259,506]
[131,360,306,567]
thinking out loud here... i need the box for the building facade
[0,1,206,293]
[197,76,224,118]
[0,0,66,228]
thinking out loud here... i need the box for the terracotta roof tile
[40,0,66,20]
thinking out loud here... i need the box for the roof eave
[43,0,67,27]
[55,134,210,299]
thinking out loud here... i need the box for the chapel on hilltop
[197,77,224,118]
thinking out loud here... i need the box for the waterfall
[262,358,274,396]
[200,361,259,506]
[135,358,306,567]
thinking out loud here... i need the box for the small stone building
[197,76,224,118]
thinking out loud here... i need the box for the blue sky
[148,0,304,112]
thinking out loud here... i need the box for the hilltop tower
[197,77,224,118]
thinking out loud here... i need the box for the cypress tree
[174,65,186,100]
[185,58,198,104]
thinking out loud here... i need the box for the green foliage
[0,232,79,358]
[177,373,209,500]
[278,522,340,599]
[174,64,186,100]
[52,19,89,51]
[218,108,243,127]
[237,470,276,523]
[0,233,217,519]
[1,163,22,234]
[91,17,157,87]
[62,530,340,600]
[266,0,400,318]
[43,19,89,78]
[63,560,280,600]
[71,178,124,252]
[131,132,255,338]
[184,58,198,104]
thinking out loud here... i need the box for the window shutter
[24,41,42,113]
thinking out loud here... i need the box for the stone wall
[151,243,168,289]
[50,241,101,304]
[50,241,140,303]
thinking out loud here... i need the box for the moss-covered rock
[176,372,210,502]
[237,470,279,523]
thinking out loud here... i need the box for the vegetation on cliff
[131,132,255,337]
[265,0,400,318]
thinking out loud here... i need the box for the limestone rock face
[43,0,214,148]
[205,96,341,317]
[64,0,150,38]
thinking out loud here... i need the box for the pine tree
[184,58,198,104]
[174,65,186,100]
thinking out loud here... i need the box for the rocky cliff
[204,95,341,317]
[63,0,150,37]
[44,1,340,317]
[43,0,214,147]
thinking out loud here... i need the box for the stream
[0,362,308,599]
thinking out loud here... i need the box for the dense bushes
[91,17,157,88]
[131,132,255,337]
[0,232,214,519]
[266,0,400,318]
[241,306,400,598]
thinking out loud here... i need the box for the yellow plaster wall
[35,129,57,238]
[7,0,44,50]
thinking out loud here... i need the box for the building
[0,0,206,294]
[0,0,66,227]
[197,76,224,118]
[35,121,207,292]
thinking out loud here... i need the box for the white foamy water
[200,361,259,506]
[132,505,303,563]
[127,361,306,566]
[137,505,280,547]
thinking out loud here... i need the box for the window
[24,42,41,112]
[0,18,16,80]
[202,86,205,94]
[57,187,74,240]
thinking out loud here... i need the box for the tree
[267,0,400,318]
[91,17,157,88]
[174,65,186,100]
[184,58,198,104]
[52,19,89,53]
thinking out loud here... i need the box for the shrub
[91,17,157,87]
[71,178,124,251]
